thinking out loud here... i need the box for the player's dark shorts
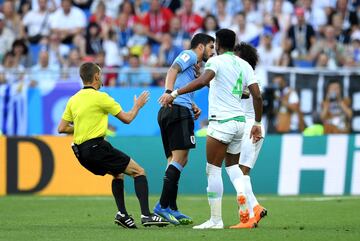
[158,104,195,158]
[73,137,130,176]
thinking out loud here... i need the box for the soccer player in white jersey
[159,29,263,229]
[234,42,267,226]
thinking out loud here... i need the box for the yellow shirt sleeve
[62,98,73,122]
[101,92,122,116]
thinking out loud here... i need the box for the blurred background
[0,0,359,196]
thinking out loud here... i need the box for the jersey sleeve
[101,93,122,116]
[62,98,73,122]
[173,51,197,72]
[204,57,219,75]
[244,63,257,87]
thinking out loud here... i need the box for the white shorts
[239,119,265,169]
[207,120,245,154]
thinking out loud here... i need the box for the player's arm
[176,70,215,96]
[164,63,182,91]
[58,119,74,134]
[115,91,150,124]
[248,83,263,123]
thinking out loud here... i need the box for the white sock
[226,165,253,218]
[243,175,259,211]
[206,163,223,223]
[225,165,245,195]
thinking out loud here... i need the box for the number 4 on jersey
[232,72,243,97]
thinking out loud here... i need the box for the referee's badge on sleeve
[190,135,196,144]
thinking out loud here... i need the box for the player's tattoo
[170,63,182,73]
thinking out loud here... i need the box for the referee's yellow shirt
[62,88,122,145]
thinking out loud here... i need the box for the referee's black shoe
[141,213,170,227]
[114,212,137,229]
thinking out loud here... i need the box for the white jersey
[204,52,257,120]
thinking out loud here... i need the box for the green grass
[0,195,359,241]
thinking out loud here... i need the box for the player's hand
[192,103,201,120]
[134,91,150,109]
[250,125,262,144]
[158,93,174,107]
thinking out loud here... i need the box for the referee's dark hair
[80,62,100,84]
[215,29,236,51]
[234,42,259,70]
[190,33,215,49]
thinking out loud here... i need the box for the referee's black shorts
[158,104,195,158]
[74,137,130,176]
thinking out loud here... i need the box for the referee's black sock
[159,164,181,209]
[112,179,128,215]
[134,175,151,216]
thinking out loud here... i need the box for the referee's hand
[134,91,150,109]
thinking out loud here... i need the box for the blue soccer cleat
[153,202,180,225]
[168,208,193,225]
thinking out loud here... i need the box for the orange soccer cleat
[253,205,267,223]
[229,217,257,229]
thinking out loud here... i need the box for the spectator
[231,12,260,45]
[158,32,182,67]
[89,0,112,26]
[321,80,352,133]
[263,13,282,46]
[140,43,158,67]
[287,7,316,59]
[345,30,360,66]
[11,39,32,67]
[85,22,103,56]
[114,13,133,54]
[257,28,283,67]
[169,17,190,50]
[242,0,263,26]
[73,0,93,10]
[299,0,327,32]
[142,0,174,43]
[193,0,216,17]
[63,48,82,82]
[269,0,292,33]
[126,23,148,55]
[31,0,60,12]
[196,14,220,38]
[1,51,25,84]
[49,0,86,44]
[309,25,346,69]
[176,0,203,35]
[90,0,123,19]
[45,32,70,67]
[102,24,123,69]
[3,0,24,38]
[118,54,153,86]
[22,0,51,44]
[272,75,305,133]
[118,0,141,28]
[30,50,60,94]
[335,0,358,31]
[95,51,118,86]
[213,0,232,29]
[331,13,351,44]
[315,52,330,68]
[0,13,15,63]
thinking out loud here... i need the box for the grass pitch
[0,195,359,241]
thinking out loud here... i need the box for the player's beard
[202,49,209,62]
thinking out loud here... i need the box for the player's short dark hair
[190,33,215,49]
[215,29,236,51]
[234,42,259,70]
[80,62,100,84]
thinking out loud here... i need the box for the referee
[58,62,168,229]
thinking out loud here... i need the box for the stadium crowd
[0,0,358,135]
[0,0,358,87]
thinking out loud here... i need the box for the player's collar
[83,86,96,90]
[224,51,234,56]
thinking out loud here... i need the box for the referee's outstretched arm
[115,91,150,124]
